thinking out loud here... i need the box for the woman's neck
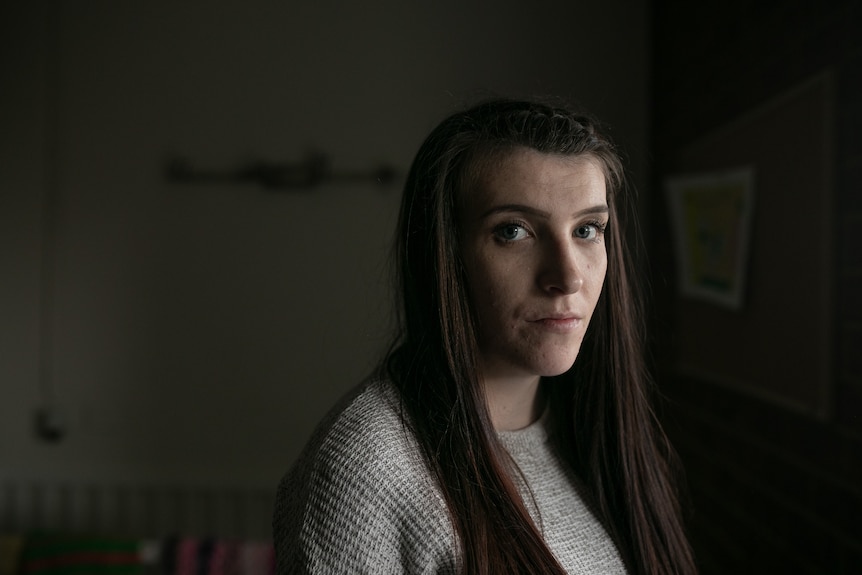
[483,374,545,431]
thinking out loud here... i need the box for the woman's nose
[538,239,584,295]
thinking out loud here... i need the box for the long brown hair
[385,99,696,574]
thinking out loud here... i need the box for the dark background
[651,1,862,572]
[1,0,860,571]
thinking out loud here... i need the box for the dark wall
[651,1,862,573]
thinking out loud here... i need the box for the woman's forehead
[461,148,607,207]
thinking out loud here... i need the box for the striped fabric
[20,534,141,575]
[6,534,273,575]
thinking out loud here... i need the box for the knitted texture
[273,378,627,574]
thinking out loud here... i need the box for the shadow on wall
[651,0,862,572]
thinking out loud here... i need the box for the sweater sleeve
[272,385,457,574]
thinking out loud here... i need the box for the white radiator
[0,478,274,539]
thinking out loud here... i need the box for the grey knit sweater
[273,378,627,574]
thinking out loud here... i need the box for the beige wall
[0,0,647,490]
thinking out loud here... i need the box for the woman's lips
[531,316,582,332]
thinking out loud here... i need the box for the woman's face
[459,148,608,384]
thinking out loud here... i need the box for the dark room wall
[651,1,861,573]
[0,0,650,538]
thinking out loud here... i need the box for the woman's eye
[495,224,528,242]
[574,224,600,240]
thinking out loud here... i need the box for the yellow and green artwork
[666,168,754,309]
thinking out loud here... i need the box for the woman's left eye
[574,223,603,241]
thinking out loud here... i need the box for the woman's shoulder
[273,376,456,574]
[292,377,418,474]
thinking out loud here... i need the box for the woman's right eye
[494,223,529,242]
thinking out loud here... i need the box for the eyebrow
[480,203,609,219]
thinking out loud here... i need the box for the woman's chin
[536,354,580,378]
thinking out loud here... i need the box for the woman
[273,99,696,574]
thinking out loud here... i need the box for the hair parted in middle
[385,98,696,575]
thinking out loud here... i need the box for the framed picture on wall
[664,71,833,417]
[665,167,755,310]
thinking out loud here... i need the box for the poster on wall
[665,167,755,310]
